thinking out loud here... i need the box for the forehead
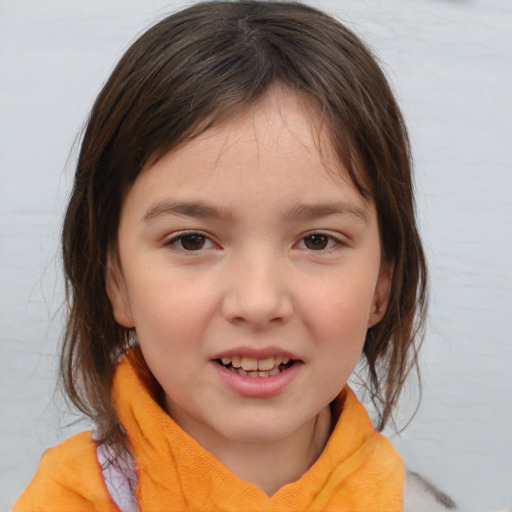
[127,88,371,217]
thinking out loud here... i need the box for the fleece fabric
[14,352,404,511]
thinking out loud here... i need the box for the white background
[1,1,511,510]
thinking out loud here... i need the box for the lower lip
[213,361,302,398]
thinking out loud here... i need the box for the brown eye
[303,234,329,250]
[175,234,207,251]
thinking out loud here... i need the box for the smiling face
[108,89,391,451]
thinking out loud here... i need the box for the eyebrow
[142,200,368,224]
[142,201,234,222]
[283,202,369,224]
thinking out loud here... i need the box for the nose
[220,252,294,328]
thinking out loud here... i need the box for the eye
[168,232,215,251]
[298,233,340,251]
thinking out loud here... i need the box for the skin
[108,88,391,495]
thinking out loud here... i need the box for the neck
[185,406,332,496]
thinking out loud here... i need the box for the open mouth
[215,355,295,378]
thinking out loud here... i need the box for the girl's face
[109,88,390,449]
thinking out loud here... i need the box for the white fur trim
[403,471,457,511]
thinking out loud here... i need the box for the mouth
[215,355,295,378]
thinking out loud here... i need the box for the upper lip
[211,346,302,361]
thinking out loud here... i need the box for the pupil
[182,234,205,250]
[305,234,328,250]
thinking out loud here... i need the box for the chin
[212,410,314,446]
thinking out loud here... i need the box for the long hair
[61,0,427,450]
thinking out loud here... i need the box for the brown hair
[61,0,427,449]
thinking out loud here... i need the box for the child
[13,1,444,510]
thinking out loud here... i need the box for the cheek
[312,286,370,377]
[128,274,218,346]
[303,269,376,330]
[299,269,374,382]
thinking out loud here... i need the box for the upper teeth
[220,355,291,371]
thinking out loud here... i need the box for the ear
[106,251,135,328]
[367,260,394,328]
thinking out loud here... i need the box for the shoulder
[12,431,118,512]
[26,431,100,486]
[404,470,457,512]
[40,430,97,462]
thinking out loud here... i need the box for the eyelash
[296,232,344,252]
[166,231,216,251]
[165,231,344,252]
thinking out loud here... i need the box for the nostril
[220,279,293,327]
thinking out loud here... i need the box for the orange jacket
[14,353,404,511]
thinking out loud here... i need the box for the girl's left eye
[297,233,341,251]
[167,232,215,251]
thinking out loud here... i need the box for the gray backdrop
[1,1,511,510]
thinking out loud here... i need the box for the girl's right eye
[167,232,215,251]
